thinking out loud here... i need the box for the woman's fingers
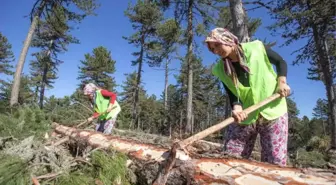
[232,109,249,123]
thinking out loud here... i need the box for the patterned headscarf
[83,83,98,96]
[205,28,250,86]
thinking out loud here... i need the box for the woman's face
[84,92,93,99]
[207,42,233,58]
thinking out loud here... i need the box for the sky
[0,0,326,118]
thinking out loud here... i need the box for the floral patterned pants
[224,113,288,166]
[96,117,117,134]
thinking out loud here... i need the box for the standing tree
[10,0,98,106]
[166,0,220,135]
[268,0,336,153]
[29,53,58,105]
[118,72,146,130]
[0,75,34,105]
[0,33,14,109]
[124,0,163,128]
[148,19,181,110]
[228,0,250,42]
[77,46,117,91]
[216,6,261,40]
[0,32,14,83]
[30,5,79,108]
[313,98,329,136]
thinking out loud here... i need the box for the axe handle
[75,109,112,128]
[76,120,88,128]
[179,93,281,148]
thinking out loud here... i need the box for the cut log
[53,123,336,185]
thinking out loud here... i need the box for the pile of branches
[0,133,134,185]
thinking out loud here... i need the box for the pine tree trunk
[34,86,39,102]
[179,110,183,139]
[324,40,336,150]
[164,59,169,110]
[169,122,172,139]
[308,0,336,151]
[164,59,169,135]
[229,0,249,42]
[10,0,46,106]
[191,114,194,134]
[133,35,145,130]
[39,60,48,109]
[53,123,336,185]
[186,0,194,135]
[322,120,327,136]
[39,40,53,109]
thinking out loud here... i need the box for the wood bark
[52,123,336,185]
[186,0,194,135]
[10,0,46,106]
[39,40,54,109]
[229,0,249,42]
[133,34,145,130]
[307,0,336,150]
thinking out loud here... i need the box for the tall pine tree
[30,5,79,108]
[268,0,336,153]
[0,32,14,82]
[118,72,146,130]
[165,0,221,135]
[0,32,14,108]
[10,0,98,106]
[124,0,163,128]
[313,98,329,136]
[148,19,181,110]
[77,46,117,91]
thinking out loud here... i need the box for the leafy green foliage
[124,0,164,127]
[172,55,227,135]
[43,95,92,125]
[0,32,14,78]
[55,150,129,185]
[124,0,163,67]
[294,148,327,168]
[0,105,50,139]
[91,151,129,185]
[148,19,181,66]
[57,172,94,185]
[30,4,83,108]
[0,75,34,108]
[0,154,30,185]
[31,0,99,25]
[77,46,117,91]
[170,0,222,134]
[313,98,329,121]
[307,136,330,153]
[139,94,164,133]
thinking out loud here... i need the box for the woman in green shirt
[205,28,291,166]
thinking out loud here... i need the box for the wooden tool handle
[75,109,112,128]
[76,120,88,128]
[179,93,281,148]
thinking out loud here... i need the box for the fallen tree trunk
[53,123,336,185]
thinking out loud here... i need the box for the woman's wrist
[278,76,287,84]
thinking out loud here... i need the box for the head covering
[205,28,250,86]
[83,83,98,95]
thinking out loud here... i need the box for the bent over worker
[83,83,121,134]
[205,28,291,166]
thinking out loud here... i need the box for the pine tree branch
[243,0,273,11]
[35,172,62,180]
